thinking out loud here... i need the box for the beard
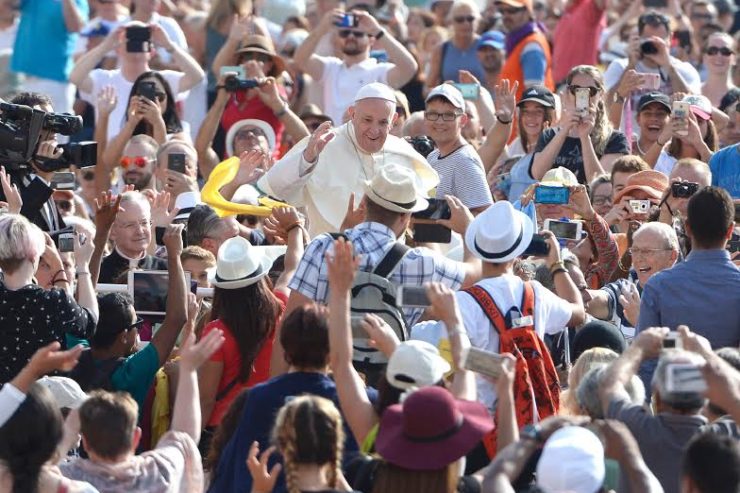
[124,171,153,191]
[342,44,364,56]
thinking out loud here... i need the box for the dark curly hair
[125,71,183,136]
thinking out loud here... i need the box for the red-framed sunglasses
[120,156,150,169]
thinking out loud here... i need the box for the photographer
[0,92,77,232]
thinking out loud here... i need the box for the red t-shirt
[552,0,606,83]
[202,289,288,426]
[220,88,287,159]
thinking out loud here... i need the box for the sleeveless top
[440,39,485,83]
[500,31,554,101]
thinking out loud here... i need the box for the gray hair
[118,191,151,213]
[652,349,707,411]
[186,204,223,247]
[633,222,679,252]
[577,365,646,418]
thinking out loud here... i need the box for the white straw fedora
[208,236,273,289]
[465,201,534,263]
[364,165,429,214]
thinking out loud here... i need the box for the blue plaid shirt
[289,222,465,325]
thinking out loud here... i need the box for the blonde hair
[371,462,458,493]
[565,65,614,156]
[560,347,619,415]
[448,0,481,20]
[0,213,46,273]
[272,395,344,493]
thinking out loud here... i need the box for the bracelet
[496,114,512,124]
[285,222,304,233]
[549,260,565,273]
[273,103,288,118]
[76,271,91,276]
[551,267,568,276]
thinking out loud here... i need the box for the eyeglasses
[120,156,151,169]
[629,247,671,256]
[706,46,734,56]
[568,85,600,97]
[239,52,273,64]
[592,195,612,206]
[117,218,152,231]
[56,200,72,212]
[691,12,714,20]
[453,15,476,23]
[235,127,266,139]
[122,318,145,332]
[338,29,368,39]
[81,170,95,181]
[498,7,525,15]
[425,110,463,121]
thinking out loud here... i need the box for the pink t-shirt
[552,0,606,83]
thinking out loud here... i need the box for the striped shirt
[289,222,466,326]
[427,144,493,210]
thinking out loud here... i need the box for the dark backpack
[68,350,126,392]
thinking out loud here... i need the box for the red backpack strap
[521,281,535,320]
[463,285,508,335]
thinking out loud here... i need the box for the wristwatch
[612,91,624,104]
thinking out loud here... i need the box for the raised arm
[150,24,204,92]
[477,79,517,173]
[531,113,579,180]
[61,0,86,33]
[293,10,341,80]
[211,14,270,77]
[356,12,417,88]
[541,230,586,326]
[262,206,307,294]
[93,86,118,195]
[254,77,310,144]
[195,73,230,179]
[69,26,123,93]
[327,238,379,444]
[72,221,99,321]
[150,224,189,366]
[101,98,142,168]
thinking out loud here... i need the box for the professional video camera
[0,102,92,172]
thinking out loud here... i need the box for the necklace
[635,138,649,156]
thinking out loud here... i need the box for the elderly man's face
[233,125,270,155]
[111,200,152,257]
[631,229,677,286]
[349,98,397,154]
[121,141,156,190]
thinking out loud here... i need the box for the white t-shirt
[0,17,18,52]
[428,144,493,210]
[80,68,186,142]
[318,56,394,124]
[456,274,572,410]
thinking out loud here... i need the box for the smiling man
[257,82,438,235]
[424,84,492,213]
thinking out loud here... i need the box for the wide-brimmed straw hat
[236,34,286,77]
[364,165,429,214]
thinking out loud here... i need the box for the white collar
[115,245,147,266]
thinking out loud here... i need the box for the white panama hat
[464,201,535,263]
[208,236,273,289]
[364,165,429,214]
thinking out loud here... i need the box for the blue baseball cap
[478,31,506,51]
[81,20,113,38]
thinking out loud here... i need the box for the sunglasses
[453,15,476,23]
[81,170,95,181]
[338,29,368,39]
[235,127,266,139]
[122,318,145,332]
[498,7,525,15]
[706,46,734,56]
[120,156,151,168]
[568,85,600,97]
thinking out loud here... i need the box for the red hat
[614,170,669,203]
[375,387,493,471]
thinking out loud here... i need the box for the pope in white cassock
[256,82,439,236]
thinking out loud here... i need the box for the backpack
[332,234,410,387]
[464,282,560,457]
[68,350,126,392]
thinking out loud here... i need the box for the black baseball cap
[517,85,555,108]
[637,91,671,113]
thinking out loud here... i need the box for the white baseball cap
[536,426,606,493]
[426,84,465,110]
[38,376,88,409]
[386,340,451,390]
[354,82,396,103]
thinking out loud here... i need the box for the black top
[98,249,168,284]
[0,283,95,383]
[534,127,630,183]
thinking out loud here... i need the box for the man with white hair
[587,222,679,338]
[599,327,710,493]
[257,82,438,236]
[99,191,167,284]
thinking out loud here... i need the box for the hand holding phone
[672,101,690,136]
[534,186,570,205]
[167,153,187,174]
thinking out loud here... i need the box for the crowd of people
[0,0,739,491]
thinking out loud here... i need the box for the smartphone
[734,202,740,223]
[575,87,590,114]
[727,240,740,254]
[675,30,692,50]
[219,65,246,79]
[126,25,151,53]
[335,13,358,27]
[453,83,479,101]
[522,233,550,257]
[49,226,74,251]
[663,331,683,349]
[673,101,690,136]
[643,0,668,8]
[629,199,651,214]
[128,270,191,316]
[412,198,452,221]
[543,219,583,241]
[397,285,431,307]
[50,172,76,190]
[412,223,451,243]
[58,232,75,253]
[638,73,661,91]
[138,81,157,102]
[461,346,513,379]
[665,363,707,393]
[168,153,187,174]
[534,186,570,205]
